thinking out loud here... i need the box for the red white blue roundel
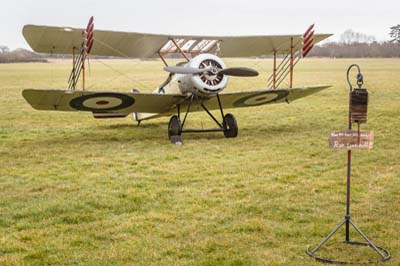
[70,93,135,111]
[233,91,288,107]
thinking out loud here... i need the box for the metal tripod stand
[306,64,391,264]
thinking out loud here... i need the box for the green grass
[0,58,399,265]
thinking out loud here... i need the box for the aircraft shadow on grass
[24,117,311,148]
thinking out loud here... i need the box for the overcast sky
[1,0,399,50]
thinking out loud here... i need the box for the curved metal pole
[345,64,362,241]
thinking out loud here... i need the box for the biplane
[22,17,332,142]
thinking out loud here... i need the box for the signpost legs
[306,158,390,263]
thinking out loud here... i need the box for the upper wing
[22,25,332,58]
[22,89,186,115]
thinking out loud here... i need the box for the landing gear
[167,94,238,142]
[223,113,238,138]
[168,115,181,139]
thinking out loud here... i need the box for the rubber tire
[168,115,182,140]
[223,113,238,138]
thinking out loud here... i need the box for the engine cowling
[177,54,229,95]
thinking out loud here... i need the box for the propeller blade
[218,67,259,77]
[164,66,258,77]
[164,66,208,75]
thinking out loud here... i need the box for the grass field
[1,58,399,266]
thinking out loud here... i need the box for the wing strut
[267,24,315,89]
[68,17,94,90]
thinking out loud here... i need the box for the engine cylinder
[178,54,229,95]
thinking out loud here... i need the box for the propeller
[164,66,258,77]
[164,66,207,75]
[218,67,258,77]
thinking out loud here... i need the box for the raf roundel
[70,93,135,111]
[233,91,288,107]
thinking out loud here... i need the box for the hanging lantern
[350,88,368,124]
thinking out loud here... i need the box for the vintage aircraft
[22,17,332,142]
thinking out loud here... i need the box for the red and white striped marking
[302,24,315,58]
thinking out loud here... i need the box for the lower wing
[176,85,331,112]
[22,89,186,117]
[22,85,330,118]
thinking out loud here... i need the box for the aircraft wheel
[223,113,238,138]
[168,115,181,139]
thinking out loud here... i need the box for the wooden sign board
[329,130,374,150]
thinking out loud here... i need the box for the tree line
[0,46,47,63]
[308,29,400,58]
[309,41,400,58]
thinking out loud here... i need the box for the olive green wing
[184,85,332,111]
[22,89,186,115]
[22,24,331,58]
[22,86,330,120]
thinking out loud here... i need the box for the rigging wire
[93,37,131,58]
[86,37,154,90]
[50,53,54,88]
[87,59,150,90]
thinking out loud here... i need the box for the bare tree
[0,48,47,63]
[389,24,400,43]
[309,41,400,58]
[340,29,376,44]
[0,45,10,53]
